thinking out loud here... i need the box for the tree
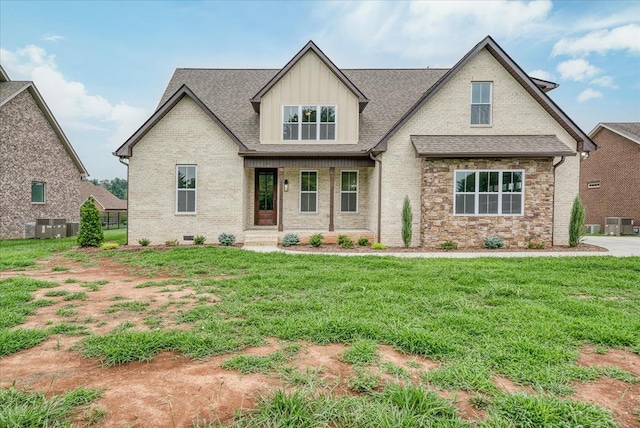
[401,195,413,248]
[568,195,586,247]
[77,196,104,247]
[87,178,127,199]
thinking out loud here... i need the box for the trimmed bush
[371,242,387,250]
[281,233,300,247]
[100,242,119,250]
[77,197,104,247]
[358,237,369,246]
[569,195,586,247]
[138,238,150,247]
[401,195,413,248]
[440,240,458,251]
[527,240,546,249]
[309,234,323,248]
[218,233,236,246]
[165,240,179,247]
[483,237,504,249]
[338,235,354,249]
[193,235,206,245]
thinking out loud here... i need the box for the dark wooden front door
[254,169,277,225]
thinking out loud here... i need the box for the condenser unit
[584,224,600,234]
[604,217,634,236]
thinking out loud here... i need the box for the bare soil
[1,255,638,427]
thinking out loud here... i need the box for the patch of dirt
[494,376,535,394]
[283,243,606,253]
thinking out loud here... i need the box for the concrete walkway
[244,236,640,258]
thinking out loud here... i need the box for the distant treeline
[89,178,127,200]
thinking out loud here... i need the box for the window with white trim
[176,165,196,213]
[31,182,45,203]
[340,171,358,212]
[300,171,318,213]
[283,105,335,141]
[471,82,492,125]
[454,170,523,215]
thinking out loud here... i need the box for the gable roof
[372,36,596,153]
[0,66,88,177]
[115,84,249,157]
[250,41,369,113]
[79,181,127,211]
[590,122,640,145]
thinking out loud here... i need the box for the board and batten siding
[259,51,359,144]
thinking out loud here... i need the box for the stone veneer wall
[0,90,82,238]
[421,158,554,248]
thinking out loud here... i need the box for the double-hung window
[283,105,336,141]
[300,171,318,213]
[176,165,196,213]
[31,182,45,203]
[340,171,358,212]
[454,170,523,215]
[471,82,492,125]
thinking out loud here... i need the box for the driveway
[583,236,640,257]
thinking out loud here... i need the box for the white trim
[470,82,493,126]
[281,105,336,141]
[299,170,318,213]
[589,123,640,146]
[176,165,197,214]
[31,181,46,204]
[339,170,359,213]
[453,169,525,216]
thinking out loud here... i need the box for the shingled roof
[591,122,640,145]
[79,181,127,211]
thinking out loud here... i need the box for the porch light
[284,179,289,192]
[580,151,590,160]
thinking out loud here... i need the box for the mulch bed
[281,243,606,253]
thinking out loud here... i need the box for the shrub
[338,235,354,249]
[218,233,236,246]
[569,195,586,247]
[440,240,458,251]
[165,239,179,247]
[193,235,206,245]
[483,237,504,249]
[77,197,104,247]
[527,240,546,249]
[100,242,119,250]
[371,242,387,250]
[138,238,150,247]
[309,233,323,248]
[281,233,300,247]
[401,195,413,248]
[358,237,369,246]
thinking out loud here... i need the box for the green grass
[104,300,149,313]
[0,386,102,427]
[222,345,299,374]
[341,339,379,365]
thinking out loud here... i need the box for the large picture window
[31,182,45,203]
[340,171,358,212]
[471,82,492,125]
[454,170,523,215]
[283,105,335,141]
[300,171,318,213]
[176,165,196,213]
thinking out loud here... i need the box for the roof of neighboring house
[0,65,89,177]
[411,135,576,158]
[79,181,127,211]
[116,36,593,158]
[590,122,640,145]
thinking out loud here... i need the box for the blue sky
[1,0,639,179]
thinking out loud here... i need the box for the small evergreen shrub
[338,235,354,249]
[100,242,119,250]
[138,238,150,247]
[401,195,413,248]
[483,237,504,249]
[77,197,104,247]
[193,235,206,245]
[218,233,236,246]
[371,242,387,250]
[358,237,369,246]
[165,239,179,247]
[569,195,586,247]
[527,240,546,249]
[281,233,300,247]
[440,240,458,251]
[309,233,323,247]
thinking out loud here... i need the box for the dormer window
[283,105,336,141]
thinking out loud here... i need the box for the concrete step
[243,233,279,247]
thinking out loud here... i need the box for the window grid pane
[471,82,491,125]
[454,170,523,216]
[31,182,45,203]
[177,166,196,212]
[282,105,335,141]
[340,171,358,212]
[300,172,317,212]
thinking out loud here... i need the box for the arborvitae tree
[77,196,104,247]
[401,195,413,248]
[568,195,586,247]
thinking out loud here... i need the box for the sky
[1,0,639,180]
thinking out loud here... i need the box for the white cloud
[590,76,617,88]
[313,0,553,66]
[0,45,147,149]
[552,24,640,57]
[528,69,554,81]
[556,59,601,81]
[577,88,603,103]
[43,34,64,42]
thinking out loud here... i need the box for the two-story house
[115,36,595,248]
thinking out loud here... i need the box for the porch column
[278,167,284,232]
[329,167,335,232]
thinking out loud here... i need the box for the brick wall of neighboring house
[421,159,554,248]
[580,127,640,229]
[0,90,81,238]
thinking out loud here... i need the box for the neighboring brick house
[79,181,128,225]
[0,65,88,238]
[580,123,640,231]
[115,36,595,248]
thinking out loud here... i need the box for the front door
[254,169,277,225]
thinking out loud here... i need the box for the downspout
[118,156,129,245]
[551,156,565,246]
[369,152,382,243]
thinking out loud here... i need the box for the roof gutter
[118,156,130,246]
[369,152,382,243]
